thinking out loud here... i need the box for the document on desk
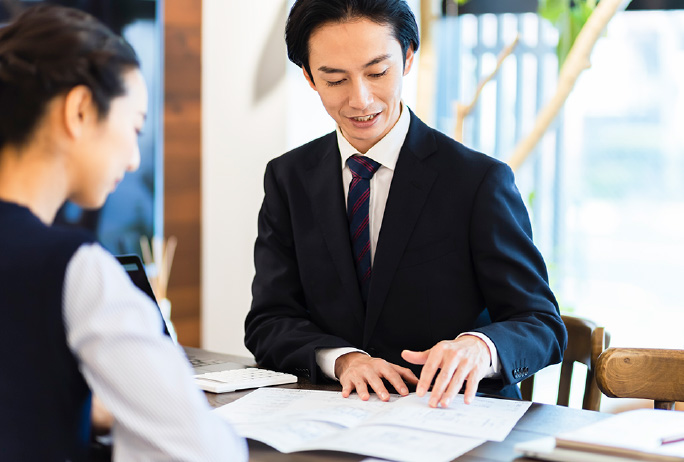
[214,388,531,462]
[553,409,684,461]
[515,409,684,462]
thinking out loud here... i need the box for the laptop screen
[115,254,171,338]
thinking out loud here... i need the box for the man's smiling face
[304,18,414,154]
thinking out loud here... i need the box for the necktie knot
[347,155,381,180]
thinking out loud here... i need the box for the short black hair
[285,0,420,82]
[0,4,140,150]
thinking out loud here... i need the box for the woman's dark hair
[0,4,140,149]
[285,0,420,83]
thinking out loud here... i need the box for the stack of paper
[515,409,684,462]
[213,388,531,462]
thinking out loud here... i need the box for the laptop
[115,254,249,374]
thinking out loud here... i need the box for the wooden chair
[595,348,684,410]
[521,315,610,411]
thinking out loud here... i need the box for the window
[557,10,684,349]
[435,7,684,402]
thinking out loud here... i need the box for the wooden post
[164,0,202,346]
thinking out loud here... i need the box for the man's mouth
[351,113,379,122]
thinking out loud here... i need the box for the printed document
[214,388,531,462]
[515,409,684,462]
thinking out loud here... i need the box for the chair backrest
[595,348,684,410]
[521,315,610,411]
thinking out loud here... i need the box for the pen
[660,433,684,445]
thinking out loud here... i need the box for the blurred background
[3,0,683,411]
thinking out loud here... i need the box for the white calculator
[194,368,298,393]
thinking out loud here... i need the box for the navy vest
[0,200,95,461]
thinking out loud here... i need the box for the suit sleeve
[468,162,567,386]
[245,161,354,381]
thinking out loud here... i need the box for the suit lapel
[305,134,366,328]
[363,114,438,346]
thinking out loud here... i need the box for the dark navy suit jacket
[245,111,567,398]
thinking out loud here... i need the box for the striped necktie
[346,155,381,304]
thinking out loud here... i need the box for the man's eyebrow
[317,54,392,74]
[318,65,346,74]
[363,54,392,68]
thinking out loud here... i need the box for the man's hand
[401,335,491,407]
[335,352,419,401]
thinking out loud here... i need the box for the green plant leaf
[539,0,596,67]
[538,0,568,25]
[527,191,537,210]
[455,0,596,67]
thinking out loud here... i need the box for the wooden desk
[205,368,610,462]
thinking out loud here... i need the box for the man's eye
[370,69,388,78]
[326,79,344,87]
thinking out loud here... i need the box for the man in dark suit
[245,0,567,407]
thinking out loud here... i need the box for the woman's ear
[63,85,96,139]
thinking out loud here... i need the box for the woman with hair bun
[0,5,246,461]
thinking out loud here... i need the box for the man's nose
[348,79,373,110]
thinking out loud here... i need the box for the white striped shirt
[63,244,246,461]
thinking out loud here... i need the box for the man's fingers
[413,337,492,406]
[353,379,371,401]
[366,375,392,401]
[392,364,419,386]
[401,349,429,365]
[441,371,468,408]
[338,356,408,400]
[416,348,444,397]
[427,362,459,408]
[383,366,413,396]
[462,368,484,405]
[341,379,354,398]
[430,359,485,407]
[429,358,468,408]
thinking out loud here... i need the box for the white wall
[202,0,329,355]
[202,0,420,356]
[203,0,283,355]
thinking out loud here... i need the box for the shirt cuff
[457,332,500,378]
[315,347,369,380]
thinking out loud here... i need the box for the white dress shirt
[64,244,247,462]
[315,103,500,381]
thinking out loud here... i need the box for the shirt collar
[337,102,411,172]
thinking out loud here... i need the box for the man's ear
[302,67,318,91]
[63,85,95,139]
[403,46,415,77]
